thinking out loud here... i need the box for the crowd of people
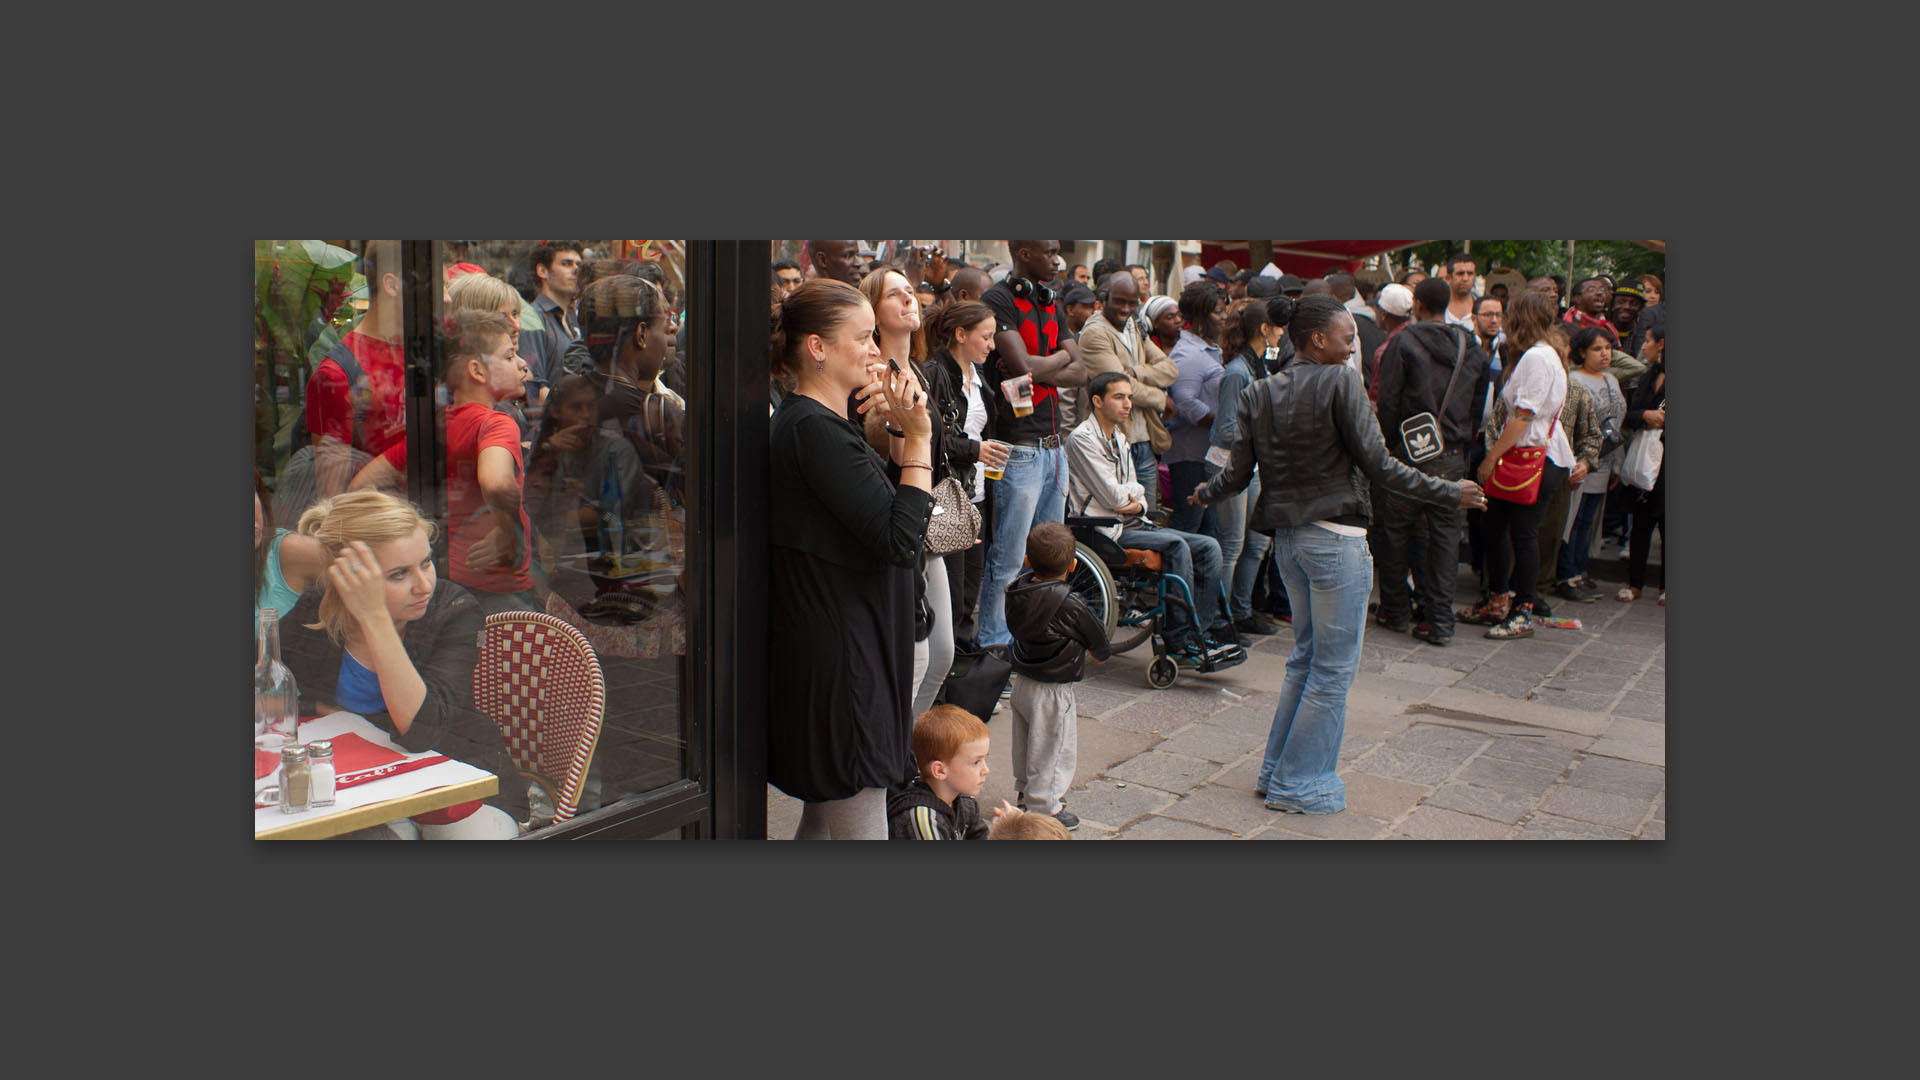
[766,241,1666,836]
[253,238,1666,839]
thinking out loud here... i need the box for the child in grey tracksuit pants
[1003,525,1112,821]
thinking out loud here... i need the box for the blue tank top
[335,649,388,715]
[256,529,304,623]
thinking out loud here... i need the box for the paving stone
[1353,747,1460,787]
[1073,684,1143,718]
[1531,688,1618,713]
[1256,809,1390,840]
[1157,721,1259,763]
[1205,704,1278,737]
[1515,812,1632,840]
[1105,749,1221,795]
[1418,649,1498,674]
[1456,756,1563,798]
[1073,720,1161,777]
[1209,756,1267,793]
[1480,738,1582,773]
[1246,826,1314,839]
[1611,691,1666,722]
[1381,660,1467,686]
[1590,718,1665,766]
[1064,777,1177,829]
[1159,784,1283,835]
[1424,781,1540,826]
[1341,772,1431,822]
[1423,687,1614,737]
[1577,641,1656,663]
[1114,815,1238,840]
[1458,671,1542,699]
[1393,805,1513,840]
[1636,820,1666,840]
[1386,722,1492,759]
[1539,784,1653,830]
[1338,736,1381,763]
[1563,756,1666,800]
[1557,656,1647,679]
[1542,669,1635,695]
[1101,697,1216,734]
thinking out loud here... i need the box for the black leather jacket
[1004,573,1112,683]
[1195,361,1461,529]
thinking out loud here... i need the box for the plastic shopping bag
[1620,427,1664,491]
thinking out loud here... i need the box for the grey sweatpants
[1009,675,1079,817]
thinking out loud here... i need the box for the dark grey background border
[40,12,1793,1062]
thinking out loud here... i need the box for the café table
[255,712,499,840]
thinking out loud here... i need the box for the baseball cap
[1376,283,1414,317]
[1246,276,1282,299]
[1182,265,1207,286]
[1276,274,1306,295]
[1612,282,1646,299]
[1232,269,1255,283]
[1060,283,1096,307]
[1205,266,1233,284]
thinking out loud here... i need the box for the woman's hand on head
[327,541,391,630]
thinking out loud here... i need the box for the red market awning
[1200,241,1426,280]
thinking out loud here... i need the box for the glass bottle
[307,740,336,808]
[280,745,312,814]
[255,608,300,750]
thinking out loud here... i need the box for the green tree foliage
[1404,240,1664,287]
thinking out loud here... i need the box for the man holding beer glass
[972,240,1087,650]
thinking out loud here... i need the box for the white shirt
[1501,344,1574,469]
[962,362,989,503]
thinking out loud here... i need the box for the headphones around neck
[1006,276,1054,307]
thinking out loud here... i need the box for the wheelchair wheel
[1147,654,1178,689]
[1065,541,1119,638]
[1108,591,1156,656]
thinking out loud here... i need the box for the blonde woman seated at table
[279,490,529,837]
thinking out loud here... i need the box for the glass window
[253,240,697,838]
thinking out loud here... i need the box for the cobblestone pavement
[768,563,1665,840]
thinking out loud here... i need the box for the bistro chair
[471,610,608,828]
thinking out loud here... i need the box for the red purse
[1487,416,1557,505]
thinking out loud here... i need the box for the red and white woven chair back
[472,611,606,823]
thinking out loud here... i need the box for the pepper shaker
[307,740,336,808]
[280,745,311,814]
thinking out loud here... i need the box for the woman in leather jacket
[1192,295,1486,816]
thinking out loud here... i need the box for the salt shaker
[280,745,312,814]
[307,740,336,808]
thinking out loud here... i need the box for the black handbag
[937,647,1013,722]
[1597,415,1624,460]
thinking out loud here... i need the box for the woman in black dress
[768,279,936,839]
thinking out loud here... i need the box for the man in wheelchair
[1064,371,1244,671]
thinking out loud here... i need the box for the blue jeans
[1555,489,1606,582]
[1131,440,1160,513]
[1117,524,1224,649]
[1258,524,1373,814]
[1210,466,1272,621]
[974,444,1067,648]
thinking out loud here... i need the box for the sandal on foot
[1615,586,1640,602]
